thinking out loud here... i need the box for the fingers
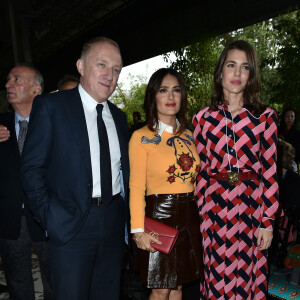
[134,233,161,252]
[145,235,160,252]
[0,125,10,142]
[257,232,262,248]
[257,228,273,251]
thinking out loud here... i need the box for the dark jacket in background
[0,111,45,241]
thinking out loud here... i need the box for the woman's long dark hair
[144,68,188,134]
[279,107,297,132]
[211,40,266,114]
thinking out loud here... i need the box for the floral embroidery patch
[166,134,200,184]
[166,159,200,184]
[178,153,194,171]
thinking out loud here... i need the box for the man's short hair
[15,63,44,94]
[80,37,122,67]
[57,74,79,90]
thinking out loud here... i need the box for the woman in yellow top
[129,68,203,300]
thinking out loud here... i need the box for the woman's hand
[133,232,162,252]
[257,228,273,251]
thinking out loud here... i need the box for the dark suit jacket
[20,87,130,246]
[0,111,45,241]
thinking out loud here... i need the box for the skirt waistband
[146,192,195,202]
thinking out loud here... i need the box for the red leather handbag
[144,217,179,255]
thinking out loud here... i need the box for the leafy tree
[164,9,300,121]
[111,74,147,125]
[164,36,222,120]
[115,10,299,127]
[270,10,300,112]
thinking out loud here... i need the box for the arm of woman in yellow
[129,131,161,252]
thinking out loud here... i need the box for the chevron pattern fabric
[193,105,279,299]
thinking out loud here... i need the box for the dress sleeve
[260,110,279,230]
[129,131,147,231]
[193,111,210,212]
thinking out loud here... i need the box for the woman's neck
[224,94,244,118]
[159,116,177,132]
[227,95,243,109]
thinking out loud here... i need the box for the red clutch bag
[140,217,179,255]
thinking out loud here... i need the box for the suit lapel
[7,112,21,163]
[64,88,92,174]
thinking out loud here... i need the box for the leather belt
[91,193,121,206]
[211,171,259,185]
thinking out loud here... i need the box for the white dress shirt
[79,84,121,197]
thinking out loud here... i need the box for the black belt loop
[91,193,120,206]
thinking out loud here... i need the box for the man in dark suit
[0,64,53,300]
[21,37,130,300]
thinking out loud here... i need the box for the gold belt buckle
[227,172,239,185]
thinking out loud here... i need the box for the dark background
[0,0,299,92]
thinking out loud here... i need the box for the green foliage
[111,74,147,125]
[163,9,300,120]
[114,9,299,126]
[164,37,222,121]
[271,10,300,112]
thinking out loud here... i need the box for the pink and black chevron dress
[193,105,279,299]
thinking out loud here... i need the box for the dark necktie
[18,120,28,154]
[96,104,112,203]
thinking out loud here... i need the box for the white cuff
[131,228,144,233]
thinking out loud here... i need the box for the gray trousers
[0,217,53,300]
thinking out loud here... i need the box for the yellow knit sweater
[129,126,201,230]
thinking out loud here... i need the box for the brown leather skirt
[134,192,204,289]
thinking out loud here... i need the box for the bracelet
[134,232,145,242]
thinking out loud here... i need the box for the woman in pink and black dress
[193,40,279,299]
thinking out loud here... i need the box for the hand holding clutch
[133,217,179,255]
[133,231,161,253]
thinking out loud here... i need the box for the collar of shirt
[14,112,29,125]
[14,112,29,139]
[78,84,108,113]
[156,119,180,136]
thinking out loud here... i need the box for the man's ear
[35,85,42,95]
[32,84,41,96]
[76,59,84,76]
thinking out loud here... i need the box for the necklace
[223,107,240,174]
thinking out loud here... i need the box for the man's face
[76,42,122,103]
[6,66,39,106]
[133,114,138,123]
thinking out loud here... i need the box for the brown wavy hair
[277,139,296,180]
[211,40,266,114]
[144,68,188,134]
